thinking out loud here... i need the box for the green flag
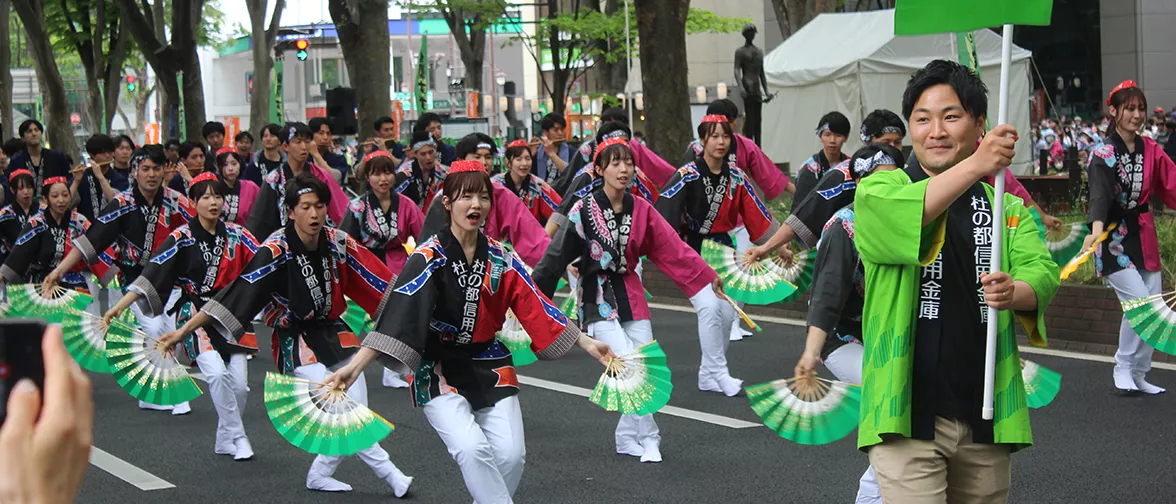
[894,0,1052,35]
[415,36,429,113]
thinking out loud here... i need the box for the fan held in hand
[700,239,798,305]
[1122,291,1176,356]
[589,341,672,416]
[496,310,537,366]
[106,319,203,405]
[264,372,395,456]
[1021,358,1061,409]
[746,375,861,445]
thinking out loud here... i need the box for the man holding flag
[853,59,1058,503]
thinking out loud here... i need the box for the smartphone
[0,319,47,426]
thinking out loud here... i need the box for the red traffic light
[295,39,309,50]
[126,75,136,84]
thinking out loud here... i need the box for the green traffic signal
[296,50,308,61]
[127,82,136,92]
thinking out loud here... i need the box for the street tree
[0,0,12,138]
[770,0,892,40]
[246,0,285,139]
[328,0,391,139]
[118,0,208,141]
[633,0,690,162]
[428,0,509,94]
[12,0,79,160]
[45,0,131,133]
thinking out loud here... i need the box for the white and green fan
[106,319,203,405]
[496,310,537,366]
[264,372,395,456]
[746,376,861,445]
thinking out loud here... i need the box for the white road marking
[90,447,176,491]
[516,375,761,429]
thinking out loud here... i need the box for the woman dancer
[324,160,614,504]
[102,172,261,460]
[213,147,260,225]
[532,138,726,463]
[492,139,562,226]
[1085,80,1176,394]
[0,170,41,261]
[655,115,778,395]
[340,151,425,389]
[166,173,413,496]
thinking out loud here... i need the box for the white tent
[761,9,1034,175]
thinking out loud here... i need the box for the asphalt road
[77,305,1176,504]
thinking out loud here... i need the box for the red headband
[507,139,529,149]
[215,146,237,158]
[449,159,486,174]
[43,176,67,188]
[8,169,32,183]
[701,114,729,124]
[1107,80,1139,106]
[363,150,393,164]
[191,171,220,186]
[593,137,629,165]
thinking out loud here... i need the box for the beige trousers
[868,416,1012,504]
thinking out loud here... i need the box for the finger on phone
[0,379,42,438]
[39,326,75,417]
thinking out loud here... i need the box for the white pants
[1108,268,1163,380]
[588,319,660,447]
[423,393,525,504]
[132,288,181,339]
[729,226,751,336]
[195,352,248,447]
[820,341,881,504]
[294,358,405,481]
[689,286,737,379]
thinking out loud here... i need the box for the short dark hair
[2,138,23,157]
[17,119,43,137]
[164,138,182,150]
[442,171,494,222]
[234,131,254,144]
[601,107,628,125]
[817,111,851,137]
[216,150,246,173]
[860,109,906,142]
[1166,121,1176,130]
[283,172,331,209]
[202,121,226,139]
[261,123,283,140]
[596,121,631,145]
[504,143,532,161]
[633,131,644,139]
[9,171,34,191]
[540,113,566,133]
[593,142,634,176]
[901,59,988,122]
[134,145,168,169]
[114,135,135,150]
[374,116,396,131]
[410,129,434,150]
[85,134,117,157]
[848,143,906,180]
[456,133,497,159]
[364,155,398,182]
[188,176,228,201]
[706,99,740,122]
[698,120,734,143]
[415,112,442,132]
[308,117,333,135]
[178,140,205,160]
[281,122,314,144]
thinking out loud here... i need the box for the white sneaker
[616,441,644,457]
[383,469,413,498]
[214,436,236,456]
[233,437,254,461]
[171,402,192,415]
[307,474,353,492]
[382,369,410,389]
[138,400,173,412]
[639,439,662,463]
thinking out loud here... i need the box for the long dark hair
[1108,87,1147,137]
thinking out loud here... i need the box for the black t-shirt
[907,164,995,443]
[259,154,284,177]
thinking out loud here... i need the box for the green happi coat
[853,168,1059,451]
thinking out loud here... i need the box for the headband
[215,147,236,158]
[449,159,486,174]
[593,137,629,165]
[476,142,494,152]
[412,138,437,151]
[287,125,302,142]
[296,187,315,197]
[8,169,33,182]
[363,150,393,164]
[814,123,832,138]
[860,124,904,143]
[600,129,629,142]
[1107,80,1139,106]
[851,150,896,177]
[701,114,729,124]
[191,171,220,186]
[507,139,529,149]
[43,176,67,188]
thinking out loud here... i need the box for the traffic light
[126,74,136,92]
[295,39,309,61]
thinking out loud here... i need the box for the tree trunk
[441,7,487,93]
[117,0,181,139]
[330,0,391,139]
[247,0,284,137]
[634,0,691,162]
[591,0,627,95]
[175,0,206,141]
[547,0,570,115]
[101,13,130,132]
[0,0,13,139]
[13,0,79,160]
[131,67,151,135]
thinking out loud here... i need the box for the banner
[391,101,404,139]
[224,117,241,148]
[144,123,160,145]
[466,91,480,118]
[415,36,430,113]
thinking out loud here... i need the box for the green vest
[854,168,1060,451]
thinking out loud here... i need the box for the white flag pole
[982,23,1015,422]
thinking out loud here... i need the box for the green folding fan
[263,372,395,456]
[61,309,136,373]
[1122,292,1176,356]
[106,319,203,405]
[700,239,798,305]
[1028,209,1089,267]
[1021,358,1061,409]
[763,247,818,303]
[497,310,537,366]
[746,376,861,446]
[341,299,375,336]
[589,341,672,416]
[6,284,93,324]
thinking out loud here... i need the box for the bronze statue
[734,24,771,146]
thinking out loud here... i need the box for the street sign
[70,113,81,125]
[433,99,451,110]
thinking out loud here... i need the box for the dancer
[417,134,552,267]
[655,114,777,396]
[340,151,425,389]
[394,129,449,211]
[681,99,794,200]
[73,135,129,222]
[0,170,41,261]
[492,139,562,226]
[167,141,210,193]
[552,107,676,196]
[213,147,260,225]
[42,147,196,415]
[533,138,725,462]
[324,160,614,504]
[792,111,850,211]
[103,172,261,460]
[168,173,413,496]
[1085,80,1176,394]
[247,122,349,240]
[791,145,904,504]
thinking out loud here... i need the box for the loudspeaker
[325,87,358,136]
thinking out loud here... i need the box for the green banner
[894,0,1053,35]
[272,58,284,124]
[415,37,429,113]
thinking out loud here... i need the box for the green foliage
[685,7,752,35]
